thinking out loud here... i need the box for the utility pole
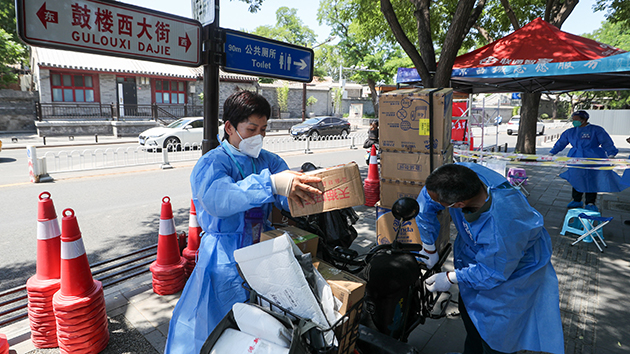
[301,36,336,121]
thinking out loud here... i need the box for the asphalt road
[0,126,570,293]
[0,145,367,293]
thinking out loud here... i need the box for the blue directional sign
[223,29,314,82]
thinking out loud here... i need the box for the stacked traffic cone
[26,192,61,348]
[150,196,187,295]
[364,144,380,207]
[53,208,109,354]
[182,200,203,277]
[0,333,9,354]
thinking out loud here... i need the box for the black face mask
[461,207,476,214]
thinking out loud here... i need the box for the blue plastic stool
[571,213,611,252]
[560,208,603,242]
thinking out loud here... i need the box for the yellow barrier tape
[454,149,630,171]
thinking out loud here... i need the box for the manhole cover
[604,200,630,212]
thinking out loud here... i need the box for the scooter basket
[246,284,363,354]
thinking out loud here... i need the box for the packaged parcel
[289,162,365,217]
[379,88,453,153]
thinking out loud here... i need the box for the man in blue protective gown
[415,163,564,354]
[165,91,323,353]
[549,110,627,211]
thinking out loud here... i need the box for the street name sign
[17,0,202,67]
[223,29,314,82]
[191,0,214,26]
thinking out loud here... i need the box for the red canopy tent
[453,17,626,69]
[396,18,630,93]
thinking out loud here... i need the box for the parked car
[506,115,545,135]
[289,117,351,140]
[138,117,223,151]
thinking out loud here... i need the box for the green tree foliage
[317,0,413,116]
[583,20,630,51]
[276,83,289,112]
[595,0,630,30]
[251,7,317,83]
[306,95,318,112]
[252,7,317,47]
[578,20,630,109]
[331,87,342,114]
[0,0,27,88]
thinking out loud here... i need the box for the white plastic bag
[210,328,290,354]
[234,234,335,344]
[232,303,292,348]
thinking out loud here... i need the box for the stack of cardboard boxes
[376,88,454,249]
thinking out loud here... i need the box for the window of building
[154,80,186,104]
[51,73,97,102]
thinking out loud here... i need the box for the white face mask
[236,130,263,158]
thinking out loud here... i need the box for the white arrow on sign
[293,59,307,70]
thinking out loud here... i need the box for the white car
[506,115,545,135]
[139,117,224,151]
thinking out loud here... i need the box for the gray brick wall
[259,86,333,118]
[0,90,37,132]
[136,78,152,105]
[100,74,117,104]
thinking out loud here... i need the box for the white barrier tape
[159,218,176,235]
[189,213,200,228]
[37,219,61,240]
[61,238,86,260]
[455,149,630,170]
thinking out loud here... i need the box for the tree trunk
[516,92,541,154]
[367,78,378,118]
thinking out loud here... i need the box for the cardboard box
[379,88,453,153]
[288,162,365,217]
[380,145,453,182]
[313,259,366,354]
[375,203,451,255]
[261,226,319,256]
[379,179,424,209]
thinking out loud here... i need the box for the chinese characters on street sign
[17,0,202,67]
[223,29,314,82]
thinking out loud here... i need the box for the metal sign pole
[202,0,221,155]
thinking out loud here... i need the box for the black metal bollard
[95,134,98,143]
[42,136,46,145]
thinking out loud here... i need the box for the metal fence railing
[32,132,368,179]
[36,103,204,122]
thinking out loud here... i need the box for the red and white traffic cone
[182,199,202,276]
[0,333,9,354]
[53,208,109,354]
[150,196,187,295]
[364,144,380,207]
[26,191,61,348]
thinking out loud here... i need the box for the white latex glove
[271,171,322,207]
[419,243,439,269]
[425,271,458,293]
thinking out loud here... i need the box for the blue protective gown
[415,162,564,354]
[549,123,628,193]
[165,141,290,354]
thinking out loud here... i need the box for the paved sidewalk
[3,136,630,354]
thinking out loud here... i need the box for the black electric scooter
[281,197,453,352]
